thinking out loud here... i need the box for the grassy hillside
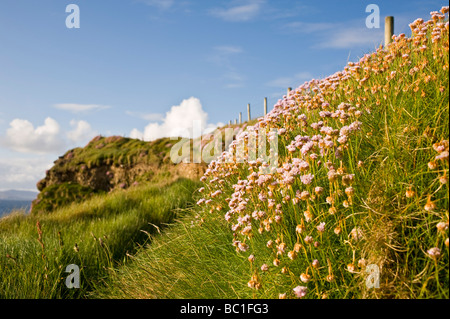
[31,135,207,214]
[94,9,449,299]
[0,178,201,298]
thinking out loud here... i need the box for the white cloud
[67,120,98,144]
[283,21,337,34]
[1,117,97,154]
[318,26,383,49]
[54,103,111,113]
[125,111,165,122]
[214,45,243,55]
[210,0,265,22]
[266,72,314,88]
[282,19,384,49]
[0,157,53,191]
[130,97,224,141]
[138,0,174,10]
[1,117,65,154]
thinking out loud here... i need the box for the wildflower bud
[436,221,449,233]
[334,226,341,235]
[315,186,324,195]
[288,251,297,260]
[304,235,313,244]
[427,247,441,260]
[281,266,288,274]
[273,258,280,266]
[296,224,305,234]
[347,263,356,273]
[345,187,354,197]
[300,273,311,283]
[326,274,334,282]
[261,264,269,272]
[300,191,310,200]
[358,259,367,268]
[405,187,415,198]
[329,206,337,214]
[238,243,248,251]
[294,243,302,252]
[279,293,287,299]
[424,196,436,212]
[312,259,320,269]
[304,210,313,222]
[445,238,449,247]
[314,241,320,248]
[266,240,273,248]
[275,215,282,223]
[248,254,255,263]
[439,175,448,184]
[428,161,438,170]
[317,222,326,233]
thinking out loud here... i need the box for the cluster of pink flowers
[193,7,449,298]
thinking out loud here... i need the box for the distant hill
[0,190,38,201]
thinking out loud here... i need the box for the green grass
[92,11,449,299]
[0,178,201,298]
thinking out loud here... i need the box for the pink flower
[293,286,308,298]
[300,174,314,185]
[317,222,325,233]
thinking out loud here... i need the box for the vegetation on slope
[0,178,201,298]
[95,8,449,299]
[32,135,206,214]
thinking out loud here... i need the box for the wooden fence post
[247,103,251,121]
[264,97,267,116]
[385,16,394,46]
[287,87,292,95]
[239,112,242,124]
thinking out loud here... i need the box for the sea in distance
[0,200,31,218]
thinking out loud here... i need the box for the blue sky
[0,0,447,191]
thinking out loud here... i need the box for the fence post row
[229,22,394,126]
[264,97,267,116]
[385,16,394,46]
